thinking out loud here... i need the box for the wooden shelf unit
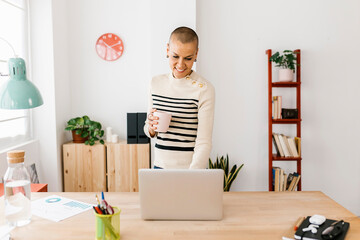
[266,49,302,191]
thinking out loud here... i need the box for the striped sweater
[144,71,215,169]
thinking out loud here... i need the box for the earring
[194,59,197,62]
[166,55,169,58]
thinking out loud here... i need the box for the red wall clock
[95,33,124,61]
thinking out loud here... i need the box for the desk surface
[3,191,360,240]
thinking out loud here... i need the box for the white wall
[197,0,360,215]
[66,0,152,140]
[28,0,62,191]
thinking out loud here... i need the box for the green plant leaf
[85,140,89,145]
[209,158,214,169]
[81,131,88,138]
[100,140,104,145]
[225,164,244,191]
[225,154,229,176]
[75,129,82,135]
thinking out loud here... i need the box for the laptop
[139,169,224,220]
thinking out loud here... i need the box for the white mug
[153,111,172,132]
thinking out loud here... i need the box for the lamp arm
[0,37,17,58]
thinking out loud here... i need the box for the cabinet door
[107,142,150,192]
[63,143,106,192]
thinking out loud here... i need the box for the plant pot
[71,130,89,143]
[278,68,294,82]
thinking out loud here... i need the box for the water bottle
[3,150,31,227]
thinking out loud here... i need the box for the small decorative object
[95,33,124,61]
[282,108,298,119]
[208,154,244,192]
[111,134,119,143]
[106,127,113,142]
[65,116,105,146]
[269,50,298,82]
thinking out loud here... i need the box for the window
[0,0,31,151]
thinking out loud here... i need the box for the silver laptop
[139,169,224,220]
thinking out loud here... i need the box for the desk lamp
[0,37,43,109]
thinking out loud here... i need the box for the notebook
[294,216,350,240]
[139,169,224,220]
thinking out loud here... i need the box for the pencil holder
[94,206,121,240]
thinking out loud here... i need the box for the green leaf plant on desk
[65,115,105,146]
[209,154,244,192]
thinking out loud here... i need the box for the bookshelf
[266,49,302,191]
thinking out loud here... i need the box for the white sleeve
[189,83,215,169]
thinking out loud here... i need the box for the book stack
[272,133,301,157]
[272,96,282,119]
[272,167,301,192]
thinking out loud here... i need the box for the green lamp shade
[0,58,43,109]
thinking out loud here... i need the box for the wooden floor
[1,191,359,239]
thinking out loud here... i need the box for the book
[279,134,291,157]
[287,173,299,191]
[273,133,284,157]
[294,216,349,240]
[272,134,280,156]
[282,173,287,191]
[286,173,294,190]
[288,137,299,157]
[273,96,278,119]
[273,167,280,192]
[279,168,284,191]
[293,174,301,191]
[294,137,301,156]
[277,96,282,119]
[283,135,293,157]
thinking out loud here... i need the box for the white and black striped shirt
[144,71,215,169]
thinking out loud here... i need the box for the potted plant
[269,50,298,82]
[209,154,244,192]
[65,115,105,146]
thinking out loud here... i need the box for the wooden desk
[0,183,48,197]
[3,192,360,239]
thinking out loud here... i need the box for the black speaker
[127,113,138,144]
[137,112,150,144]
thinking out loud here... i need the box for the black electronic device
[137,112,150,144]
[127,113,138,144]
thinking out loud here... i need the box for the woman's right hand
[148,109,158,137]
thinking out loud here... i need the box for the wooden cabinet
[63,142,107,192]
[107,141,150,192]
[266,49,302,191]
[62,141,150,192]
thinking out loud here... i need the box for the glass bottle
[3,150,31,227]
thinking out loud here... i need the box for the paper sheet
[31,195,92,222]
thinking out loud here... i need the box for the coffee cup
[153,111,172,132]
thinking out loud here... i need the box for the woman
[144,26,215,169]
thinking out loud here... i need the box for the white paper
[0,225,14,240]
[31,195,92,222]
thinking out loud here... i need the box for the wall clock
[95,33,124,61]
